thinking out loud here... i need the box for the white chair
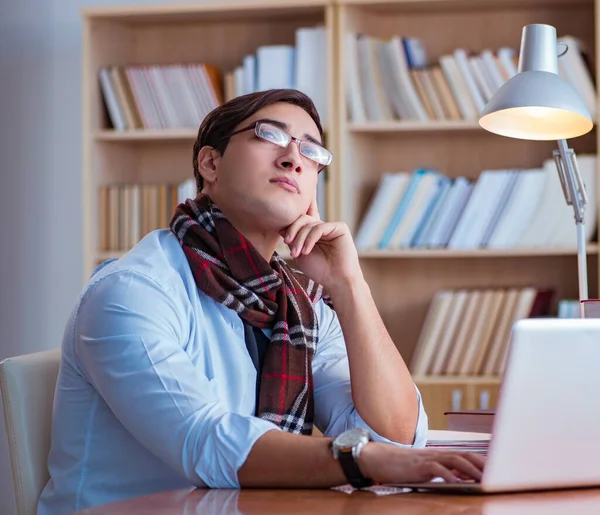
[0,348,61,515]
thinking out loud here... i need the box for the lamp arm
[553,139,589,310]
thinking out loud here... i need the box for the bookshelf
[83,0,599,429]
[335,0,598,428]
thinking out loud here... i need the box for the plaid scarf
[170,195,328,435]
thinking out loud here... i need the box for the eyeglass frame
[222,120,332,173]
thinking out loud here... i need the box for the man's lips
[270,176,299,193]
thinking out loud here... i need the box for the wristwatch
[330,428,374,488]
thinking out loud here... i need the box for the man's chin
[259,204,303,228]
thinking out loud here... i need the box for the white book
[497,47,518,78]
[412,178,452,247]
[354,173,410,250]
[558,36,597,119]
[387,171,440,249]
[439,55,478,120]
[515,161,561,247]
[425,178,472,248]
[233,66,245,98]
[345,33,367,123]
[168,66,202,127]
[448,171,512,249]
[480,170,520,247]
[185,66,212,119]
[453,49,486,113]
[243,55,256,94]
[480,50,506,90]
[486,169,545,248]
[357,36,394,121]
[131,67,163,129]
[139,67,169,129]
[295,27,327,125]
[386,36,429,121]
[468,56,494,102]
[99,67,127,131]
[377,41,412,120]
[148,66,180,129]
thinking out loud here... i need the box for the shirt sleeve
[311,300,429,448]
[74,270,281,488]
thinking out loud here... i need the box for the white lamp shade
[479,71,593,140]
[478,24,593,141]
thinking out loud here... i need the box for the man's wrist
[355,441,378,483]
[325,274,368,300]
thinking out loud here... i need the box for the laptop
[395,317,600,493]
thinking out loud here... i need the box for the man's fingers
[282,215,312,244]
[300,225,325,255]
[462,452,486,471]
[290,223,320,257]
[440,454,483,482]
[428,463,459,484]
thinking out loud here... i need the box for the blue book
[410,175,452,248]
[378,169,430,249]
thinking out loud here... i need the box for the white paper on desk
[331,484,411,495]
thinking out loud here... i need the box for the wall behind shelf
[0,0,223,513]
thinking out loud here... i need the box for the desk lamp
[479,24,594,317]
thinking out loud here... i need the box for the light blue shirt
[38,229,428,515]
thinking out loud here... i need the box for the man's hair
[192,89,324,193]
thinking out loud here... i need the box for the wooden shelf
[100,246,597,263]
[358,245,599,259]
[337,0,591,13]
[348,120,482,133]
[95,129,197,142]
[82,0,329,23]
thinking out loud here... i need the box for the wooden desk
[75,487,600,514]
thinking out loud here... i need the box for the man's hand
[280,198,362,291]
[359,442,485,485]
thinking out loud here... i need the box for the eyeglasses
[226,121,332,172]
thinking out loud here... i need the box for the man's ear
[197,146,221,187]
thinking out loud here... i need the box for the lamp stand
[553,139,589,316]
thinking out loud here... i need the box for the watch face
[335,428,370,449]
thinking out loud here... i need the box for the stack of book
[346,33,596,123]
[98,64,223,131]
[98,174,328,253]
[98,178,196,252]
[99,26,328,131]
[223,26,327,125]
[354,155,597,251]
[410,286,554,377]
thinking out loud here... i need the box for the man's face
[205,102,324,230]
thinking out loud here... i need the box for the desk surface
[75,487,600,515]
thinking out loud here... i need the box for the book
[444,409,496,434]
[581,300,600,318]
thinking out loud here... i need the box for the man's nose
[275,140,303,173]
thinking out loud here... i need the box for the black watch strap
[338,451,374,488]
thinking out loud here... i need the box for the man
[38,89,484,515]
